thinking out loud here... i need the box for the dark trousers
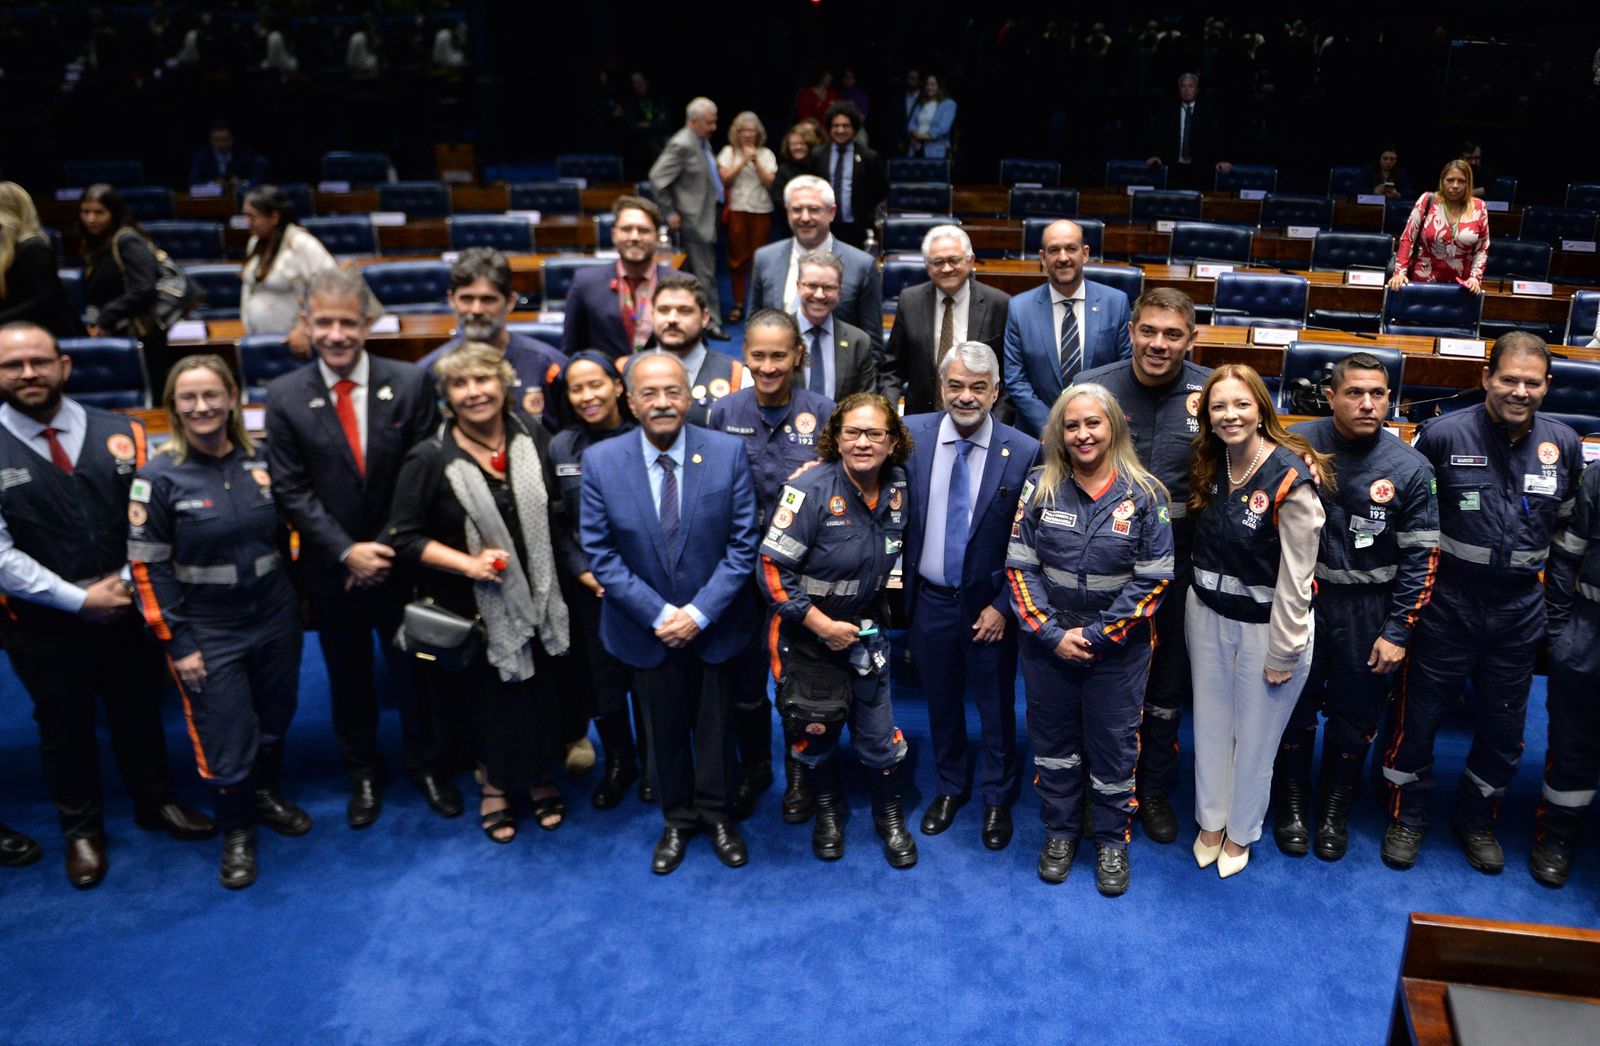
[728,582,775,770]
[1536,605,1600,844]
[680,233,722,320]
[564,581,644,763]
[1384,575,1540,831]
[909,585,1019,807]
[1136,564,1191,799]
[633,651,736,830]
[4,613,177,838]
[308,581,438,781]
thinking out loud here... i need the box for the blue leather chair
[245,183,315,219]
[57,270,85,322]
[888,158,950,184]
[321,151,394,185]
[300,216,378,256]
[1009,187,1078,219]
[237,335,302,403]
[1169,222,1254,266]
[1106,160,1165,188]
[1083,264,1144,304]
[184,265,243,319]
[447,216,534,253]
[1276,342,1404,417]
[142,220,224,262]
[541,257,610,310]
[881,258,931,315]
[1540,357,1600,435]
[1520,207,1599,246]
[1216,165,1277,193]
[593,212,617,246]
[507,321,565,344]
[1483,237,1552,281]
[59,337,148,408]
[1567,291,1600,346]
[887,182,953,214]
[63,160,143,187]
[1565,183,1600,213]
[1023,217,1104,259]
[378,182,451,218]
[1486,176,1517,204]
[362,261,450,314]
[999,159,1060,186]
[1310,231,1393,272]
[1381,283,1482,338]
[1130,190,1203,224]
[1327,166,1366,198]
[1260,194,1335,230]
[120,187,175,221]
[883,215,953,254]
[508,182,582,216]
[1212,272,1308,329]
[1383,196,1415,237]
[556,154,624,182]
[633,180,657,203]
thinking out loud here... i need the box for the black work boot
[252,742,312,836]
[215,786,257,890]
[782,751,815,825]
[810,762,844,861]
[1381,820,1424,870]
[1313,784,1354,862]
[1529,836,1572,888]
[868,763,918,869]
[1137,793,1178,844]
[1272,727,1315,856]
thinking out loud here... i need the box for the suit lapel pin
[838,340,848,348]
[1001,447,1010,457]
[376,385,394,401]
[1091,305,1101,313]
[308,397,326,409]
[691,453,703,464]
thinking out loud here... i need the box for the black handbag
[394,598,483,671]
[110,231,202,336]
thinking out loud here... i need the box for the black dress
[0,237,85,338]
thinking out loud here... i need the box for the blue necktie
[1059,299,1081,389]
[942,439,974,588]
[657,453,679,551]
[703,141,725,205]
[808,327,827,395]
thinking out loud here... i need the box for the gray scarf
[444,427,570,681]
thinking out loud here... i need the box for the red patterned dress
[1395,192,1491,285]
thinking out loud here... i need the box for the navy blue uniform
[1281,420,1439,793]
[1007,469,1174,846]
[129,446,301,788]
[419,332,570,432]
[1080,358,1210,801]
[1385,407,1583,831]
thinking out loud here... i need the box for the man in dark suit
[1145,73,1231,190]
[881,224,1010,416]
[186,121,263,190]
[649,97,728,337]
[902,341,1040,850]
[266,268,460,828]
[563,195,677,361]
[580,351,761,874]
[809,101,886,249]
[793,249,878,400]
[1002,220,1133,437]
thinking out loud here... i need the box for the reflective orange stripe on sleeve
[130,562,172,641]
[759,555,791,604]
[1006,567,1051,632]
[130,420,147,467]
[1101,579,1169,644]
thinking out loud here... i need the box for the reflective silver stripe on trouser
[1090,774,1135,796]
[1315,564,1398,585]
[1509,548,1547,570]
[1166,501,1187,520]
[1579,582,1600,604]
[801,576,860,597]
[1192,568,1274,603]
[255,552,280,577]
[1036,754,1081,770]
[1007,541,1039,565]
[1542,784,1597,808]
[1463,767,1506,799]
[1551,529,1589,557]
[174,563,239,584]
[1558,498,1575,520]
[1396,530,1441,549]
[128,541,172,562]
[1438,535,1493,564]
[1135,556,1175,575]
[1383,765,1424,786]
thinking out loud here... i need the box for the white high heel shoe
[1217,844,1251,879]
[1193,833,1223,868]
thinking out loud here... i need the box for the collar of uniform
[1048,283,1085,307]
[1073,468,1121,502]
[0,396,86,443]
[1477,402,1535,447]
[318,351,369,391]
[639,425,686,468]
[938,411,992,451]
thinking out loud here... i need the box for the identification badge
[1040,510,1077,528]
[1524,474,1557,496]
[1353,533,1375,549]
[1349,516,1385,535]
[1449,455,1487,468]
[885,537,903,555]
[555,464,582,477]
[1459,491,1480,511]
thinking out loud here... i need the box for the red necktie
[42,427,73,474]
[333,379,365,475]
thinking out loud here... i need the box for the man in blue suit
[562,195,677,361]
[580,351,761,875]
[1002,220,1133,437]
[902,342,1040,850]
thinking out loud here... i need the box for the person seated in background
[186,120,262,190]
[1388,160,1490,296]
[239,184,337,352]
[0,182,85,339]
[563,195,675,362]
[1368,145,1413,200]
[1459,141,1497,199]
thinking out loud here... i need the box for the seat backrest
[183,264,244,317]
[57,269,85,321]
[59,337,148,408]
[1083,264,1143,303]
[507,321,565,344]
[1022,216,1103,259]
[883,215,953,253]
[299,216,378,256]
[1277,341,1404,415]
[1130,190,1203,223]
[887,181,952,213]
[888,158,950,184]
[1381,283,1482,336]
[1009,187,1078,219]
[1327,165,1366,198]
[1541,356,1600,434]
[361,261,450,309]
[541,257,611,306]
[1383,196,1415,236]
[446,215,534,253]
[63,159,144,187]
[1212,272,1308,327]
[1482,237,1552,281]
[999,158,1060,186]
[1310,231,1393,272]
[1567,291,1600,346]
[592,212,617,246]
[1169,222,1253,265]
[1566,183,1600,213]
[1216,165,1277,192]
[120,187,175,221]
[236,334,302,401]
[1106,160,1165,188]
[507,182,582,215]
[633,180,657,203]
[1486,175,1517,204]
[881,258,931,307]
[1260,194,1334,230]
[245,183,316,220]
[556,153,624,182]
[1520,207,1599,246]
[321,151,394,185]
[142,220,224,262]
[378,181,451,218]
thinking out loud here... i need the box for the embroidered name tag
[1040,510,1077,528]
[555,464,582,477]
[1450,455,1487,467]
[0,467,31,489]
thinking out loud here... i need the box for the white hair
[921,224,973,260]
[686,97,717,121]
[937,340,1001,384]
[783,174,836,210]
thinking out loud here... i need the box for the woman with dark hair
[906,74,957,159]
[771,124,820,216]
[1368,145,1412,200]
[386,344,575,844]
[757,392,918,867]
[78,183,170,388]
[1186,364,1330,879]
[0,181,85,338]
[239,184,337,349]
[1389,160,1490,295]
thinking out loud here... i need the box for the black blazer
[0,237,85,339]
[807,141,887,225]
[882,277,1010,416]
[265,354,437,599]
[1148,100,1225,170]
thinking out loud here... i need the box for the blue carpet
[1,637,1596,1044]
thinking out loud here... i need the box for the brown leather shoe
[135,802,218,840]
[66,835,107,889]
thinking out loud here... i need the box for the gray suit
[649,125,723,319]
[881,277,1011,417]
[796,316,879,400]
[747,236,882,356]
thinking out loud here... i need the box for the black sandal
[530,787,565,831]
[480,790,517,844]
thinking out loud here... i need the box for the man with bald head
[1001,219,1133,436]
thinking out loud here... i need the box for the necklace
[457,425,508,472]
[1226,434,1265,487]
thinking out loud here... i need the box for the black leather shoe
[1381,820,1424,870]
[1529,838,1572,888]
[1272,778,1311,856]
[347,778,382,829]
[65,835,107,889]
[590,759,639,810]
[709,822,749,868]
[1313,785,1353,862]
[812,787,844,861]
[1454,824,1505,874]
[0,823,42,867]
[920,794,966,835]
[413,773,464,818]
[1038,837,1078,884]
[254,790,313,836]
[219,828,257,890]
[651,826,694,874]
[1094,843,1130,897]
[134,801,218,840]
[731,761,773,821]
[982,805,1013,850]
[638,776,657,804]
[1138,793,1178,844]
[781,754,814,824]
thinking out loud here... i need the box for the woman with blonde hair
[1186,364,1330,878]
[0,182,84,338]
[1388,159,1490,295]
[716,111,777,322]
[1006,383,1173,895]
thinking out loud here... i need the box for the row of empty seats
[60,153,628,190]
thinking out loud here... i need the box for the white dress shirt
[828,142,856,223]
[784,233,836,314]
[1049,284,1087,368]
[0,398,93,612]
[798,312,838,400]
[918,413,993,588]
[931,280,971,355]
[319,351,370,454]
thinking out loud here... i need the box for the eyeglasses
[926,256,968,271]
[840,426,890,444]
[174,390,230,408]
[0,356,60,375]
[799,281,840,295]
